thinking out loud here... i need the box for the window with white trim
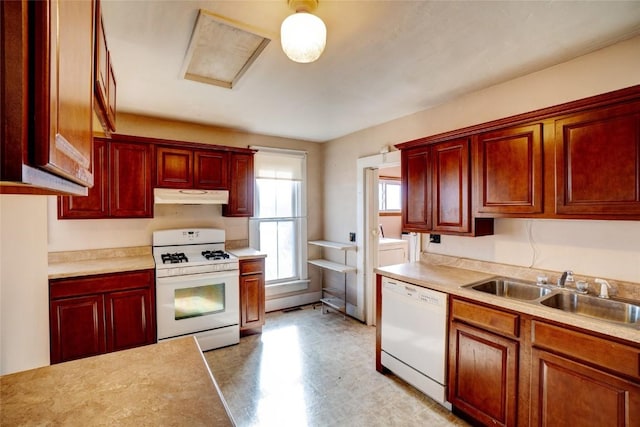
[379,178,401,214]
[249,148,308,292]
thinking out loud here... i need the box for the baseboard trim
[265,291,321,312]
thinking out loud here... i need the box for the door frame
[356,150,401,325]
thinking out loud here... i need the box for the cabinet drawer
[451,298,519,339]
[240,259,264,275]
[532,320,640,381]
[50,270,154,299]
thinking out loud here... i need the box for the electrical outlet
[429,234,441,244]
[349,232,356,242]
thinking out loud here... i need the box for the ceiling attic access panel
[181,10,271,89]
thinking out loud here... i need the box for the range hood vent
[154,188,229,205]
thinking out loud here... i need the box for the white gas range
[152,228,239,351]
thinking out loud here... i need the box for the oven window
[174,283,225,320]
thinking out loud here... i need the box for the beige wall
[1,195,50,374]
[324,35,640,284]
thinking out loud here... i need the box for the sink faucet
[557,270,574,288]
[595,279,611,299]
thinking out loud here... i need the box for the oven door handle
[156,272,237,286]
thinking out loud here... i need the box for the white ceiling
[101,1,640,142]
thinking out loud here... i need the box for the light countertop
[0,337,234,426]
[48,246,155,279]
[227,247,267,260]
[375,261,640,345]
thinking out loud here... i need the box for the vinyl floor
[203,305,469,427]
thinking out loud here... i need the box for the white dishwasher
[381,276,450,409]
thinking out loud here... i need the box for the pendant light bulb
[281,0,326,63]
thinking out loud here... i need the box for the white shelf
[308,259,356,273]
[320,297,346,312]
[308,240,356,251]
[308,239,356,318]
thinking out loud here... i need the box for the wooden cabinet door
[531,349,640,427]
[33,0,95,187]
[223,152,254,217]
[401,146,432,232]
[156,146,193,188]
[448,321,518,427]
[105,288,155,353]
[58,138,109,219]
[555,101,640,215]
[239,259,265,332]
[194,150,228,189]
[475,124,543,215]
[110,141,153,217]
[432,138,470,233]
[240,275,265,329]
[50,294,106,364]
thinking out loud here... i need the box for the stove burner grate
[161,252,189,264]
[202,250,230,260]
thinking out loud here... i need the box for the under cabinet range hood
[154,188,229,205]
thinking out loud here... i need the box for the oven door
[156,271,239,341]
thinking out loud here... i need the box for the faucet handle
[595,278,611,299]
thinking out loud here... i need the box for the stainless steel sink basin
[467,278,553,301]
[539,293,640,325]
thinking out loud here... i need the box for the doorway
[355,151,401,325]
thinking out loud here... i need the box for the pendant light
[281,0,326,63]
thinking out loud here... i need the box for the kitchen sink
[539,293,640,326]
[467,278,553,301]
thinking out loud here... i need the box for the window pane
[256,179,300,218]
[386,182,401,210]
[260,220,297,282]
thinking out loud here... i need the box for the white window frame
[249,147,309,297]
[378,177,401,214]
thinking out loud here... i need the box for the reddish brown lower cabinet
[49,269,155,364]
[530,320,640,427]
[50,294,106,363]
[531,349,640,427]
[448,319,518,427]
[239,258,265,335]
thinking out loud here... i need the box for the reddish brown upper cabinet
[93,0,116,134]
[432,138,471,233]
[59,138,109,218]
[400,139,493,236]
[156,146,229,190]
[223,152,254,217]
[58,138,153,219]
[110,141,154,217]
[1,0,94,195]
[401,146,432,232]
[50,269,156,364]
[239,258,266,335]
[195,150,229,189]
[156,146,194,188]
[474,124,543,215]
[555,100,640,216]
